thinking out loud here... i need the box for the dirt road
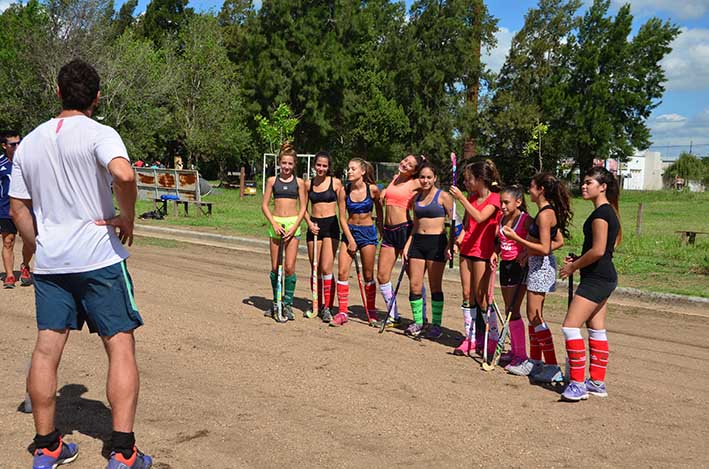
[2,238,708,468]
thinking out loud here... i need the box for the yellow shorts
[268,215,302,239]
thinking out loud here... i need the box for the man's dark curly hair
[58,59,100,111]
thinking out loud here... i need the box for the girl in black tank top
[558,167,621,401]
[303,152,342,322]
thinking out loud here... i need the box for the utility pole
[463,0,483,160]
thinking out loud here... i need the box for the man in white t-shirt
[10,59,152,469]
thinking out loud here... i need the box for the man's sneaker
[531,364,564,383]
[507,358,544,377]
[33,438,79,469]
[453,338,475,356]
[329,312,348,327]
[284,304,295,321]
[561,381,589,402]
[585,378,608,397]
[20,263,32,286]
[320,307,333,323]
[404,322,424,338]
[106,447,153,469]
[3,275,16,289]
[425,324,442,340]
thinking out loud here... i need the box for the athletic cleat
[453,338,475,356]
[20,264,32,286]
[585,378,608,397]
[265,303,276,317]
[561,381,589,402]
[404,323,424,338]
[507,359,544,377]
[425,324,442,340]
[284,304,295,321]
[329,312,348,327]
[3,275,16,289]
[320,307,333,323]
[531,364,564,383]
[33,438,79,469]
[106,447,153,469]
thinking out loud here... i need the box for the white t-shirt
[9,115,130,274]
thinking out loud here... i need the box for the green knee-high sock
[269,271,278,302]
[432,292,444,326]
[410,294,424,325]
[284,274,297,305]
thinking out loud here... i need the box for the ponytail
[464,159,502,193]
[531,172,573,239]
[351,157,375,185]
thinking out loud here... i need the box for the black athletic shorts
[307,215,340,242]
[381,221,412,250]
[0,218,17,235]
[499,260,525,287]
[575,276,617,304]
[408,233,448,262]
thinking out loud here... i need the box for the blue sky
[3,0,706,151]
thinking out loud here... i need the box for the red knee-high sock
[528,324,541,361]
[365,281,377,319]
[535,326,558,365]
[322,274,333,309]
[563,327,586,383]
[589,337,609,382]
[337,280,349,314]
[328,276,336,308]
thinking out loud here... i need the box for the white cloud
[483,27,515,74]
[648,108,709,147]
[612,0,709,20]
[661,27,709,91]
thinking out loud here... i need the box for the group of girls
[262,142,621,401]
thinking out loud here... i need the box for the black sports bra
[528,205,559,239]
[309,177,337,204]
[273,176,299,200]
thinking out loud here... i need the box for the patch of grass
[133,236,180,249]
[136,188,709,297]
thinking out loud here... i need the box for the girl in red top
[497,185,532,367]
[450,159,502,356]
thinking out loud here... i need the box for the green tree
[558,0,680,177]
[171,14,251,176]
[664,153,707,186]
[255,103,299,155]
[141,0,193,45]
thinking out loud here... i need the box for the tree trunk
[463,0,483,161]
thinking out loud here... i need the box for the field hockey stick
[353,250,369,321]
[305,232,319,319]
[482,265,497,365]
[482,270,528,371]
[379,257,408,334]
[274,227,288,323]
[448,152,457,268]
[568,252,576,307]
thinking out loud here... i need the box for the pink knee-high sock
[322,274,333,309]
[589,329,609,382]
[328,276,336,309]
[509,319,528,359]
[535,324,558,365]
[365,280,377,319]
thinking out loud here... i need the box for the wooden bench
[153,198,214,217]
[676,230,709,245]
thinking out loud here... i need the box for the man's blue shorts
[341,224,378,249]
[34,260,144,337]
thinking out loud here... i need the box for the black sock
[475,303,485,333]
[34,429,61,451]
[111,431,135,459]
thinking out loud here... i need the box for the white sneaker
[507,359,544,376]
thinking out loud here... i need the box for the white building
[620,151,664,190]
